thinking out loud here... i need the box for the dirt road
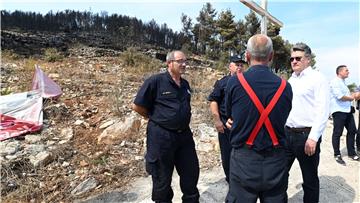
[79,120,360,203]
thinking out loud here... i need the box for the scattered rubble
[1,34,223,202]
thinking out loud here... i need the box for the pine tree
[195,2,217,55]
[244,11,260,39]
[217,9,237,53]
[180,13,193,45]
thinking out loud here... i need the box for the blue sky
[2,0,359,85]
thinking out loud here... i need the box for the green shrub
[214,51,229,72]
[121,47,139,66]
[2,49,21,60]
[120,47,163,74]
[44,48,63,62]
[181,43,192,57]
[0,87,12,95]
[23,57,38,72]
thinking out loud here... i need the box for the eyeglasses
[235,63,243,67]
[290,57,302,62]
[172,59,187,64]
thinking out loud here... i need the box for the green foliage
[181,43,193,57]
[217,10,237,51]
[267,24,281,37]
[92,154,109,166]
[348,83,357,92]
[120,47,162,74]
[214,51,229,72]
[181,13,193,45]
[271,36,291,73]
[244,12,260,37]
[0,87,12,95]
[121,47,138,66]
[195,2,217,54]
[1,49,21,60]
[44,48,63,62]
[23,57,38,72]
[3,4,294,70]
[236,20,247,52]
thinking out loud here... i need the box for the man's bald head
[246,34,273,63]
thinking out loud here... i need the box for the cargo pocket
[225,193,236,203]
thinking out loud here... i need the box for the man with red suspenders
[225,34,293,202]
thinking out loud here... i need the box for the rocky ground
[78,118,360,203]
[0,44,225,202]
[1,32,359,203]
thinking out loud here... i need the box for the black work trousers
[145,121,200,203]
[357,102,360,149]
[218,128,232,183]
[285,128,321,203]
[226,147,288,203]
[332,111,357,156]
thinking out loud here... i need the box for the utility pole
[239,0,283,35]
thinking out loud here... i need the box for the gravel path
[79,119,360,203]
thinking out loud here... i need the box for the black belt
[286,126,311,133]
[150,120,187,133]
[171,129,185,133]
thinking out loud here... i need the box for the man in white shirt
[329,65,359,165]
[285,43,330,203]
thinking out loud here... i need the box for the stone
[196,142,214,152]
[99,120,115,129]
[1,140,21,156]
[30,151,52,167]
[25,135,42,143]
[97,113,141,144]
[60,127,74,141]
[74,120,84,125]
[71,177,98,196]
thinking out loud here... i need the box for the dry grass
[120,47,164,75]
[185,66,223,126]
[1,49,22,61]
[1,46,223,202]
[44,48,64,62]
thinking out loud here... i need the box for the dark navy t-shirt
[225,65,293,151]
[208,75,230,125]
[134,71,192,131]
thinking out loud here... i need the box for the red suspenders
[237,72,286,147]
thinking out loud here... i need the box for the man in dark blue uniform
[225,34,293,202]
[132,50,199,203]
[208,54,245,183]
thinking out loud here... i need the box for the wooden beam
[239,0,283,27]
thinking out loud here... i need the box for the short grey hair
[246,34,273,61]
[166,50,183,62]
[292,42,312,58]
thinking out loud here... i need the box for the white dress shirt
[286,67,330,142]
[329,77,351,114]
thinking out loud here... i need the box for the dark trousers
[357,124,360,150]
[285,128,321,203]
[145,121,200,203]
[332,112,357,156]
[218,128,232,183]
[226,147,288,203]
[357,101,360,149]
